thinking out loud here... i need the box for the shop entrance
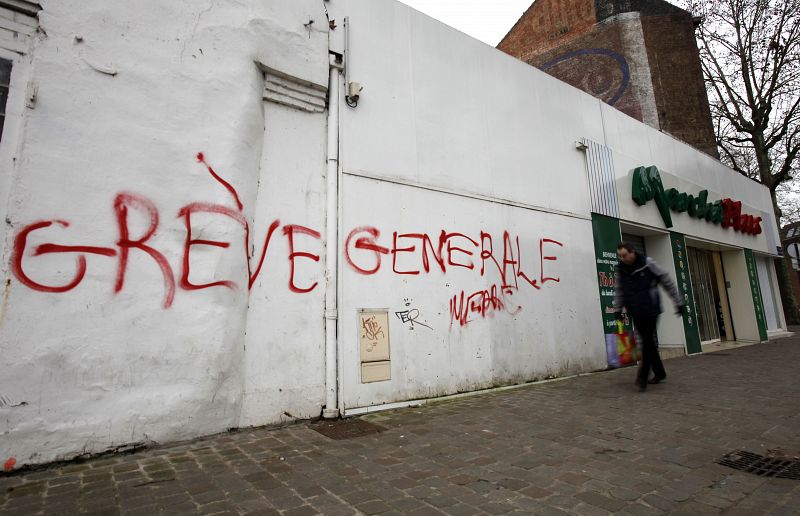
[621,232,659,345]
[687,247,734,342]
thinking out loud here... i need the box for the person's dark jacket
[614,254,683,317]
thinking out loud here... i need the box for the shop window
[0,57,10,142]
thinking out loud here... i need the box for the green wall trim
[669,232,702,354]
[744,249,769,342]
[591,214,637,366]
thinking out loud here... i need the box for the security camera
[347,81,363,102]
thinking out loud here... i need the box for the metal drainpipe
[323,53,343,419]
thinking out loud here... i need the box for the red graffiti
[345,227,563,290]
[114,193,176,308]
[11,153,321,308]
[248,220,281,289]
[283,225,321,293]
[11,220,117,293]
[186,156,285,291]
[445,232,477,271]
[12,153,568,316]
[540,238,563,284]
[344,226,390,275]
[449,284,522,328]
[178,202,248,291]
[3,457,15,472]
[196,152,243,211]
[392,232,419,275]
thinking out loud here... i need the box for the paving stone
[191,489,227,506]
[356,499,393,514]
[46,474,81,486]
[284,504,321,516]
[2,335,800,515]
[479,500,514,514]
[617,502,662,516]
[307,505,353,516]
[558,472,591,486]
[406,505,447,515]
[574,491,626,512]
[496,478,529,491]
[767,507,800,516]
[671,499,722,515]
[573,502,612,516]
[197,500,238,514]
[390,496,426,512]
[542,493,581,512]
[235,498,273,513]
[444,502,484,515]
[293,482,326,498]
[520,485,552,499]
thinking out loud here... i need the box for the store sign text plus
[631,166,762,235]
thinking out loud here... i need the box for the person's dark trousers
[632,314,666,385]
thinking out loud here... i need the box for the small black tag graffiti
[395,298,433,330]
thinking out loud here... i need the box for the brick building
[498,0,718,158]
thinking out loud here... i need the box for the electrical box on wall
[358,310,391,383]
[361,361,391,383]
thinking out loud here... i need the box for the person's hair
[617,242,636,253]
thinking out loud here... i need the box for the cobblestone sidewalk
[2,334,799,515]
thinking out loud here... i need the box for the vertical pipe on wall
[323,55,342,419]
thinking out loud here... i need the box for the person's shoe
[634,378,647,391]
[647,375,666,385]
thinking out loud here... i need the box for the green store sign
[744,249,769,342]
[631,166,762,235]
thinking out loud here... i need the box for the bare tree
[777,180,800,230]
[682,0,800,323]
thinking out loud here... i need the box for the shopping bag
[606,320,639,368]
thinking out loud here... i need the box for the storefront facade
[586,142,786,360]
[0,0,787,469]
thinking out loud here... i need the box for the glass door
[687,247,722,342]
[756,256,782,331]
[711,252,733,340]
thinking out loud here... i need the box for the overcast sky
[396,0,532,46]
[397,0,684,47]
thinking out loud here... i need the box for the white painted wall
[329,0,609,410]
[331,0,602,217]
[339,175,604,409]
[239,100,328,427]
[0,0,330,468]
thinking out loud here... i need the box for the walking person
[614,242,685,391]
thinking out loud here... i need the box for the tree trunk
[769,188,800,325]
[776,255,800,325]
